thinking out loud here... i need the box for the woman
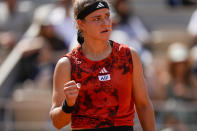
[50,0,156,130]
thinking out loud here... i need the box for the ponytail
[77,30,84,45]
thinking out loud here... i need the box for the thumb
[76,83,81,89]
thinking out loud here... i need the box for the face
[78,8,112,41]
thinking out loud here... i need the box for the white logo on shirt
[98,74,111,81]
[99,67,108,74]
[97,2,105,8]
[98,67,110,81]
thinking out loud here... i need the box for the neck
[82,38,111,61]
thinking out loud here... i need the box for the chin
[99,34,111,41]
[98,37,110,42]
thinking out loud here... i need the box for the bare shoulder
[55,57,71,72]
[54,57,71,84]
[128,47,141,66]
[53,57,71,98]
[56,57,71,67]
[52,57,72,108]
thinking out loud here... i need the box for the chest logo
[99,67,108,74]
[98,67,111,81]
[98,74,111,81]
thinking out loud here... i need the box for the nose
[102,18,111,27]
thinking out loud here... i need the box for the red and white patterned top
[64,41,135,129]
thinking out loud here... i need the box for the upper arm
[51,57,71,110]
[130,48,150,108]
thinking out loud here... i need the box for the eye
[94,18,100,21]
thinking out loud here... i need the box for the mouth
[101,29,109,33]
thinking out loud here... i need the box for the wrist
[62,99,75,113]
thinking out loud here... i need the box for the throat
[82,41,112,61]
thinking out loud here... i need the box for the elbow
[49,111,70,130]
[52,122,65,130]
[49,112,63,130]
[51,117,67,130]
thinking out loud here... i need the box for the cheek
[85,24,100,34]
[108,20,112,30]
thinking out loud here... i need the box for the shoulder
[112,41,129,50]
[112,40,141,65]
[128,47,142,71]
[128,46,139,59]
[112,40,138,57]
[56,44,81,72]
[64,45,81,59]
[112,41,131,54]
[57,57,70,65]
[55,57,71,74]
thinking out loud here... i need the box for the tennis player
[50,0,156,130]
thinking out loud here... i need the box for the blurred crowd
[0,0,197,131]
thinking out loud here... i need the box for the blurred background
[0,0,197,130]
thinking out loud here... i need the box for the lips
[101,29,109,33]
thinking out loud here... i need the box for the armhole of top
[129,48,133,64]
[127,46,134,73]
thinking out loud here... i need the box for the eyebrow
[90,15,101,18]
[90,12,110,18]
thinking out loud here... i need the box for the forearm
[136,101,156,131]
[50,106,71,129]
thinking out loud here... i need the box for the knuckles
[63,81,80,104]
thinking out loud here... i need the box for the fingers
[76,83,81,89]
[64,80,76,87]
[65,90,79,99]
[63,81,81,106]
[64,82,80,91]
[63,80,81,98]
[66,88,78,95]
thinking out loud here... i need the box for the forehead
[86,8,110,18]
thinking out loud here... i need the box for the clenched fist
[64,80,81,107]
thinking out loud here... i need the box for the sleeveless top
[64,41,135,129]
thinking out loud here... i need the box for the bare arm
[49,57,80,129]
[130,48,156,131]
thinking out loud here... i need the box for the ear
[77,20,85,31]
